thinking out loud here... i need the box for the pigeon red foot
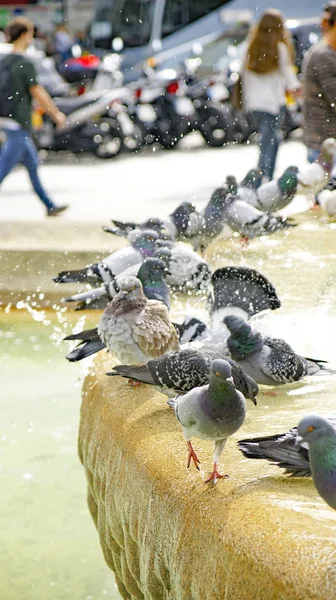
[205,462,228,484]
[187,441,200,470]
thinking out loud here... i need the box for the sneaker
[47,204,69,217]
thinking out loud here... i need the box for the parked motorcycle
[34,89,128,158]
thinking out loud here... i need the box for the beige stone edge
[78,353,336,600]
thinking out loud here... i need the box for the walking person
[0,17,68,216]
[242,9,300,180]
[303,2,336,164]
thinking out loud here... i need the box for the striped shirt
[303,41,336,149]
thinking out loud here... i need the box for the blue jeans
[251,111,281,180]
[0,128,54,210]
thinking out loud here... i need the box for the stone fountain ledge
[79,353,336,600]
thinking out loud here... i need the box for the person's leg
[0,129,25,183]
[20,132,56,211]
[256,112,279,180]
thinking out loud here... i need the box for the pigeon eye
[215,371,221,376]
[307,426,314,433]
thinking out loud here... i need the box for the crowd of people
[1,4,336,214]
[241,2,336,181]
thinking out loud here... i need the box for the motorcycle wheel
[93,119,123,159]
[199,106,233,147]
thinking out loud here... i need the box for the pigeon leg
[205,462,227,484]
[262,390,278,397]
[240,236,250,245]
[205,438,228,484]
[187,441,200,470]
[128,379,142,387]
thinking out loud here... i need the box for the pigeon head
[225,175,238,196]
[224,316,262,360]
[170,202,196,233]
[278,166,299,195]
[297,415,336,446]
[131,229,160,257]
[245,375,259,405]
[208,187,229,207]
[138,257,170,281]
[224,315,251,336]
[210,359,233,384]
[144,217,165,233]
[241,168,263,189]
[115,276,145,301]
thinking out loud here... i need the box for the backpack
[0,54,20,118]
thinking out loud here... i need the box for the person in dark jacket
[0,17,68,216]
[303,2,336,163]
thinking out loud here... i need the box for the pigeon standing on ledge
[298,138,336,196]
[108,348,258,403]
[220,193,296,240]
[224,315,333,385]
[238,415,336,511]
[252,166,299,212]
[168,359,249,484]
[98,276,179,364]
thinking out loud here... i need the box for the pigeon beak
[164,268,172,275]
[295,435,303,449]
[250,396,257,406]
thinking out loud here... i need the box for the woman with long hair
[242,9,300,180]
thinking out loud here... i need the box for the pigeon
[297,138,336,196]
[64,257,171,310]
[224,315,333,386]
[97,276,179,364]
[297,415,336,510]
[238,168,263,205]
[202,266,281,353]
[187,186,231,253]
[108,348,259,403]
[220,193,296,240]
[153,243,211,291]
[238,416,336,481]
[251,166,299,212]
[53,229,160,285]
[104,202,201,243]
[317,188,336,217]
[167,359,249,483]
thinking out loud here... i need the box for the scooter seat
[54,94,101,115]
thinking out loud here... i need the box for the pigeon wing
[133,301,180,358]
[261,338,306,383]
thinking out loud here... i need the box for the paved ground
[0,132,308,225]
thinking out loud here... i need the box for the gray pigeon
[153,243,211,291]
[239,415,336,511]
[53,229,160,285]
[238,416,336,478]
[108,348,258,403]
[252,166,299,212]
[238,168,263,206]
[224,315,333,386]
[98,276,179,364]
[168,359,249,483]
[297,415,336,510]
[221,194,296,240]
[63,257,171,310]
[298,138,336,195]
[104,201,201,243]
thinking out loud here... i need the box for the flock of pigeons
[54,141,336,507]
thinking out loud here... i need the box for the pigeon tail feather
[210,266,280,317]
[66,339,106,362]
[108,364,155,385]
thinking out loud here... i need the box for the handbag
[230,74,243,110]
